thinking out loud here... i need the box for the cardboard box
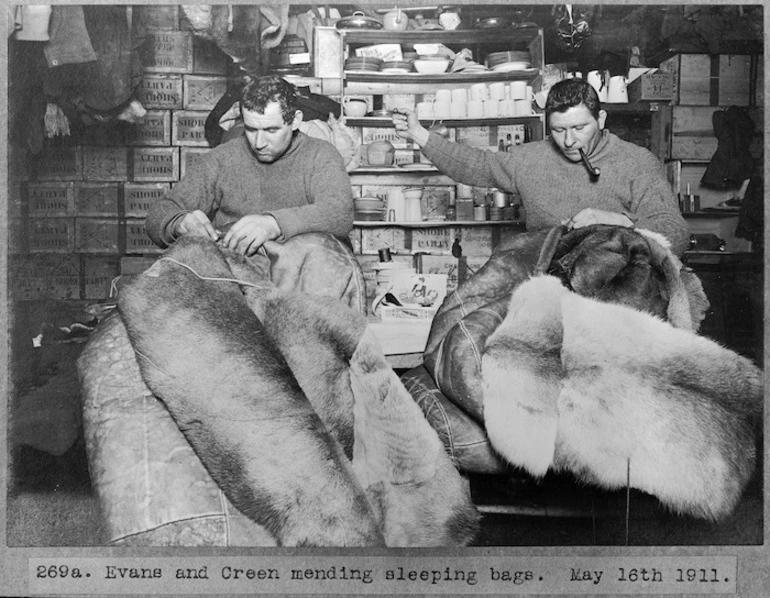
[125,110,172,146]
[172,110,210,146]
[378,271,447,320]
[82,147,129,181]
[136,75,183,110]
[27,182,75,217]
[74,183,120,216]
[183,75,228,110]
[142,32,193,73]
[132,147,180,182]
[416,254,460,292]
[626,71,674,103]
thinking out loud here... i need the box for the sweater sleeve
[264,142,354,240]
[421,132,521,192]
[144,154,221,248]
[627,153,690,255]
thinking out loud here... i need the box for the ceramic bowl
[354,197,386,211]
[413,58,450,75]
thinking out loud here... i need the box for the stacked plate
[380,60,413,74]
[344,56,384,72]
[486,50,531,71]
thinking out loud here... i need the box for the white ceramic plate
[490,61,532,72]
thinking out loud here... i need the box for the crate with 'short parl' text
[123,183,170,218]
[172,110,210,146]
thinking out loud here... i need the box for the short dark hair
[545,78,601,120]
[240,75,297,123]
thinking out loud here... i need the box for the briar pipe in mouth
[579,148,601,178]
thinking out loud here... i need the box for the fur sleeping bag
[420,225,762,520]
[100,237,478,546]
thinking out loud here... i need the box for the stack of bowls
[354,197,386,221]
[344,56,384,72]
[485,50,531,71]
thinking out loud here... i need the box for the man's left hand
[564,208,633,230]
[222,214,281,256]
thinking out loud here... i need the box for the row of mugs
[417,97,534,119]
[434,81,534,104]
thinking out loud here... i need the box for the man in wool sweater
[146,75,353,256]
[392,78,689,255]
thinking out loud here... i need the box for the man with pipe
[392,78,688,254]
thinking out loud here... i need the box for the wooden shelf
[340,28,541,46]
[682,210,741,219]
[353,220,525,228]
[603,102,670,114]
[345,115,543,127]
[345,69,539,85]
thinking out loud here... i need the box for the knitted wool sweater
[423,130,689,255]
[145,132,354,248]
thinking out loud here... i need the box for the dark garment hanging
[701,106,756,190]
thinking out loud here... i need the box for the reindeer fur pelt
[117,237,478,546]
[482,275,763,521]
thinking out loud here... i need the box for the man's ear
[597,109,607,130]
[291,109,304,130]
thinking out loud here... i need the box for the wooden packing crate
[27,217,76,253]
[135,5,179,31]
[34,146,83,181]
[9,218,25,253]
[75,217,121,254]
[123,183,170,218]
[82,255,121,300]
[416,254,460,292]
[136,75,183,110]
[360,227,408,255]
[74,183,120,217]
[180,147,212,178]
[671,106,764,161]
[626,71,675,103]
[125,110,172,146]
[132,147,180,182]
[27,182,75,217]
[142,31,193,73]
[660,53,759,106]
[82,147,129,182]
[183,75,228,110]
[457,226,494,257]
[172,110,210,146]
[8,180,23,219]
[124,219,164,254]
[313,26,342,79]
[9,254,81,301]
[411,227,453,255]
